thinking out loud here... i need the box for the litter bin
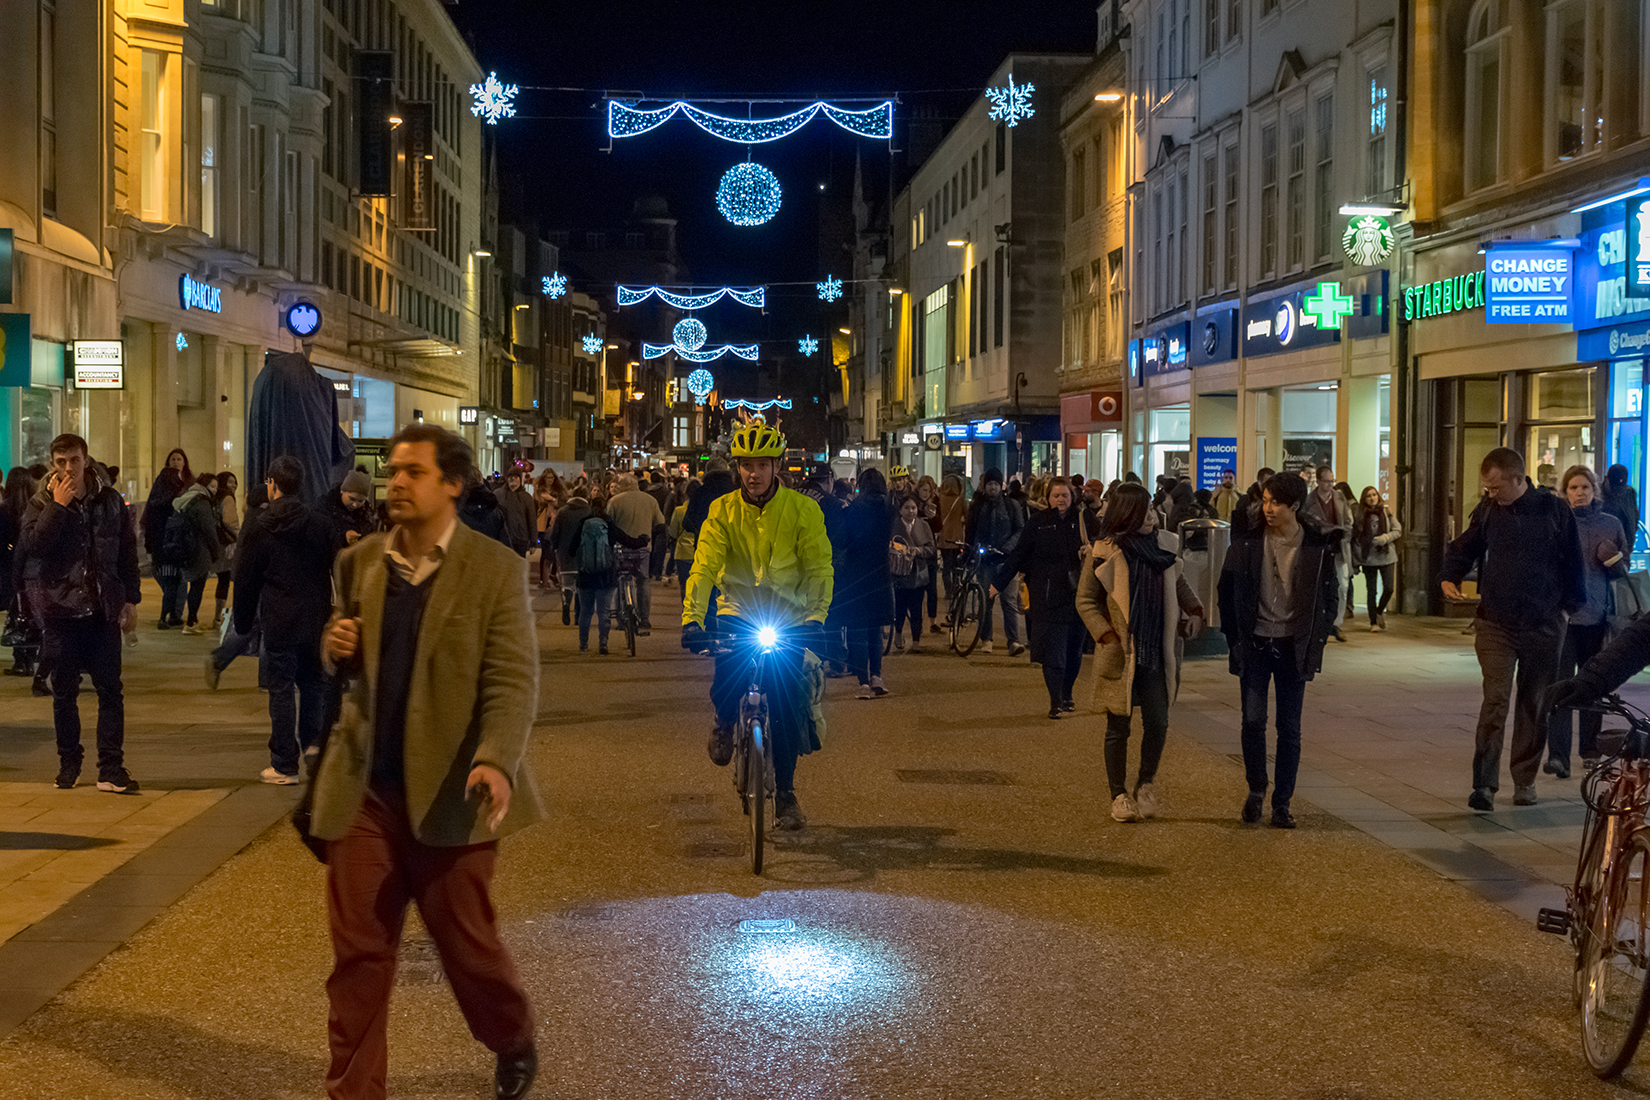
[1177,518,1230,657]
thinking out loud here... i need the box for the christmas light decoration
[685,369,716,404]
[581,334,605,354]
[798,336,819,356]
[725,397,793,411]
[985,75,1035,128]
[542,273,567,298]
[176,333,189,351]
[672,318,708,352]
[816,276,843,302]
[469,72,519,125]
[608,100,894,143]
[717,163,783,227]
[642,342,759,362]
[615,285,765,309]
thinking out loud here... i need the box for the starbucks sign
[1342,215,1395,266]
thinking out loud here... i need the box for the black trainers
[97,768,139,794]
[1468,787,1495,812]
[708,725,734,766]
[774,790,806,831]
[55,760,80,790]
[1270,805,1297,829]
[561,606,572,626]
[1242,792,1264,824]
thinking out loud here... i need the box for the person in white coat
[1352,486,1401,631]
[1075,482,1203,823]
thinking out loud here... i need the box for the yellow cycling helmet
[730,417,787,458]
[890,465,911,479]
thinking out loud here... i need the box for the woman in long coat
[1001,478,1088,718]
[1076,481,1204,824]
[831,467,896,699]
[935,473,969,619]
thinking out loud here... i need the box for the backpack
[576,516,614,577]
[160,508,198,566]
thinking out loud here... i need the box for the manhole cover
[558,906,617,921]
[895,769,1013,786]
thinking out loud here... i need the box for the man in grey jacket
[493,467,537,557]
[1301,465,1352,641]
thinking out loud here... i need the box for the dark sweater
[1440,482,1585,630]
[371,569,436,793]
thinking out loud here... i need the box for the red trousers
[324,790,534,1100]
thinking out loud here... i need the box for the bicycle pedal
[1536,907,1572,935]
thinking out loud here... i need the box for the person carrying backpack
[573,497,617,654]
[163,473,222,634]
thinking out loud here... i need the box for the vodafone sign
[1091,391,1122,424]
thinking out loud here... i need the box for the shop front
[1058,388,1123,483]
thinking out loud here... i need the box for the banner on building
[402,102,434,230]
[356,51,394,197]
[1281,437,1335,476]
[1195,437,1238,490]
[1484,242,1574,324]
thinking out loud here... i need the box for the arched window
[1465,0,1508,190]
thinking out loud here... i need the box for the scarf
[1115,532,1176,672]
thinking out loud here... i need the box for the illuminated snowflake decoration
[581,334,605,355]
[798,335,819,356]
[685,368,716,404]
[716,163,783,227]
[673,318,708,353]
[542,272,567,298]
[176,333,189,351]
[816,276,843,303]
[469,72,519,125]
[985,75,1036,128]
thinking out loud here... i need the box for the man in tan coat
[316,423,544,1100]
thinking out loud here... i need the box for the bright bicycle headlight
[757,626,780,650]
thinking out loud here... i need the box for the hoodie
[171,482,221,579]
[232,494,335,647]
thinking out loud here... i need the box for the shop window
[1609,360,1647,554]
[200,94,219,237]
[140,50,170,221]
[1465,0,1508,190]
[1525,366,1597,492]
[1150,405,1191,483]
[1528,366,1595,420]
[1281,387,1338,476]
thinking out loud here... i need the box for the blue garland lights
[985,75,1035,128]
[643,342,760,362]
[717,164,783,227]
[608,100,894,143]
[469,73,519,125]
[616,285,765,309]
[685,369,716,404]
[816,276,843,302]
[725,397,793,411]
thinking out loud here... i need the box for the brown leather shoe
[496,1045,537,1100]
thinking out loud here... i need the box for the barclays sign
[178,274,223,314]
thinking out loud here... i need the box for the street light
[1093,92,1123,103]
[946,239,967,248]
[1339,202,1405,216]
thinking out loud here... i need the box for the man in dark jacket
[494,468,537,557]
[21,434,142,792]
[546,490,591,625]
[964,468,1025,655]
[321,469,379,551]
[1218,471,1340,828]
[459,468,507,544]
[645,471,673,580]
[235,455,335,784]
[1441,447,1585,812]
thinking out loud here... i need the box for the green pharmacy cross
[1303,282,1356,330]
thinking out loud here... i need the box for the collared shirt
[384,517,458,586]
[1257,521,1304,637]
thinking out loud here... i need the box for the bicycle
[706,623,820,874]
[950,545,1002,656]
[1538,694,1650,1077]
[615,549,648,658]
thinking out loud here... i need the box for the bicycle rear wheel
[748,722,766,874]
[623,579,637,657]
[1581,829,1650,1077]
[952,583,985,656]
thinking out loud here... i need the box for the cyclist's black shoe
[1241,792,1264,824]
[775,790,806,831]
[708,725,734,766]
[1270,805,1297,829]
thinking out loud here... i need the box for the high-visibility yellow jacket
[683,486,834,627]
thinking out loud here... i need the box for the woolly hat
[983,468,1005,485]
[340,470,372,497]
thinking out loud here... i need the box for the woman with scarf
[913,476,942,630]
[999,478,1089,719]
[144,448,191,627]
[1076,481,1204,822]
[1352,486,1401,632]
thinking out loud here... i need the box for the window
[1070,146,1086,222]
[971,153,979,199]
[1367,64,1389,194]
[1227,0,1242,43]
[978,258,990,354]
[1259,123,1278,276]
[1312,94,1334,260]
[1108,248,1124,357]
[1177,165,1189,304]
[284,148,297,269]
[1205,0,1220,56]
[247,122,264,258]
[995,122,1007,174]
[140,50,168,220]
[993,246,1005,347]
[1547,0,1604,162]
[1261,0,1278,13]
[40,4,56,217]
[1222,141,1239,288]
[200,95,219,237]
[1157,10,1167,103]
[1133,199,1145,322]
[1285,107,1305,269]
[1152,184,1164,314]
[1465,0,1508,189]
[1201,152,1218,294]
[1180,0,1190,74]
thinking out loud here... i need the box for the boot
[561,590,572,626]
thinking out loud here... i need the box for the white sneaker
[260,767,300,785]
[1008,642,1027,657]
[909,637,922,652]
[978,641,994,654]
[870,675,890,697]
[1110,793,1140,822]
[856,683,874,700]
[1134,783,1159,819]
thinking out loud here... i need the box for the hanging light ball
[673,317,708,352]
[686,368,716,402]
[716,163,783,227]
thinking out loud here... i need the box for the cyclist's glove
[1543,677,1603,719]
[682,622,706,650]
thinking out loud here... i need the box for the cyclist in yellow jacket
[684,418,834,830]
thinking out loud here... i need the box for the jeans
[1331,554,1348,630]
[1361,564,1394,624]
[709,617,810,792]
[157,572,185,624]
[1041,620,1088,709]
[266,642,328,775]
[42,615,126,777]
[1472,615,1564,792]
[1549,620,1609,768]
[214,571,232,601]
[1105,664,1170,798]
[979,574,1023,644]
[894,588,925,640]
[1239,635,1307,808]
[847,625,884,685]
[185,573,208,625]
[924,565,939,622]
[578,586,614,649]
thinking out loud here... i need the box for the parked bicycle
[950,545,1003,656]
[1538,694,1650,1077]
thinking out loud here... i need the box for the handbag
[2,603,33,648]
[1609,570,1650,638]
[889,535,914,578]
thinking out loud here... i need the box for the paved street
[0,582,1646,1098]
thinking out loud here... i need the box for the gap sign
[1484,245,1574,323]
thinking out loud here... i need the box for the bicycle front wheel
[623,580,637,657]
[953,584,985,656]
[748,722,766,875]
[1581,829,1650,1077]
